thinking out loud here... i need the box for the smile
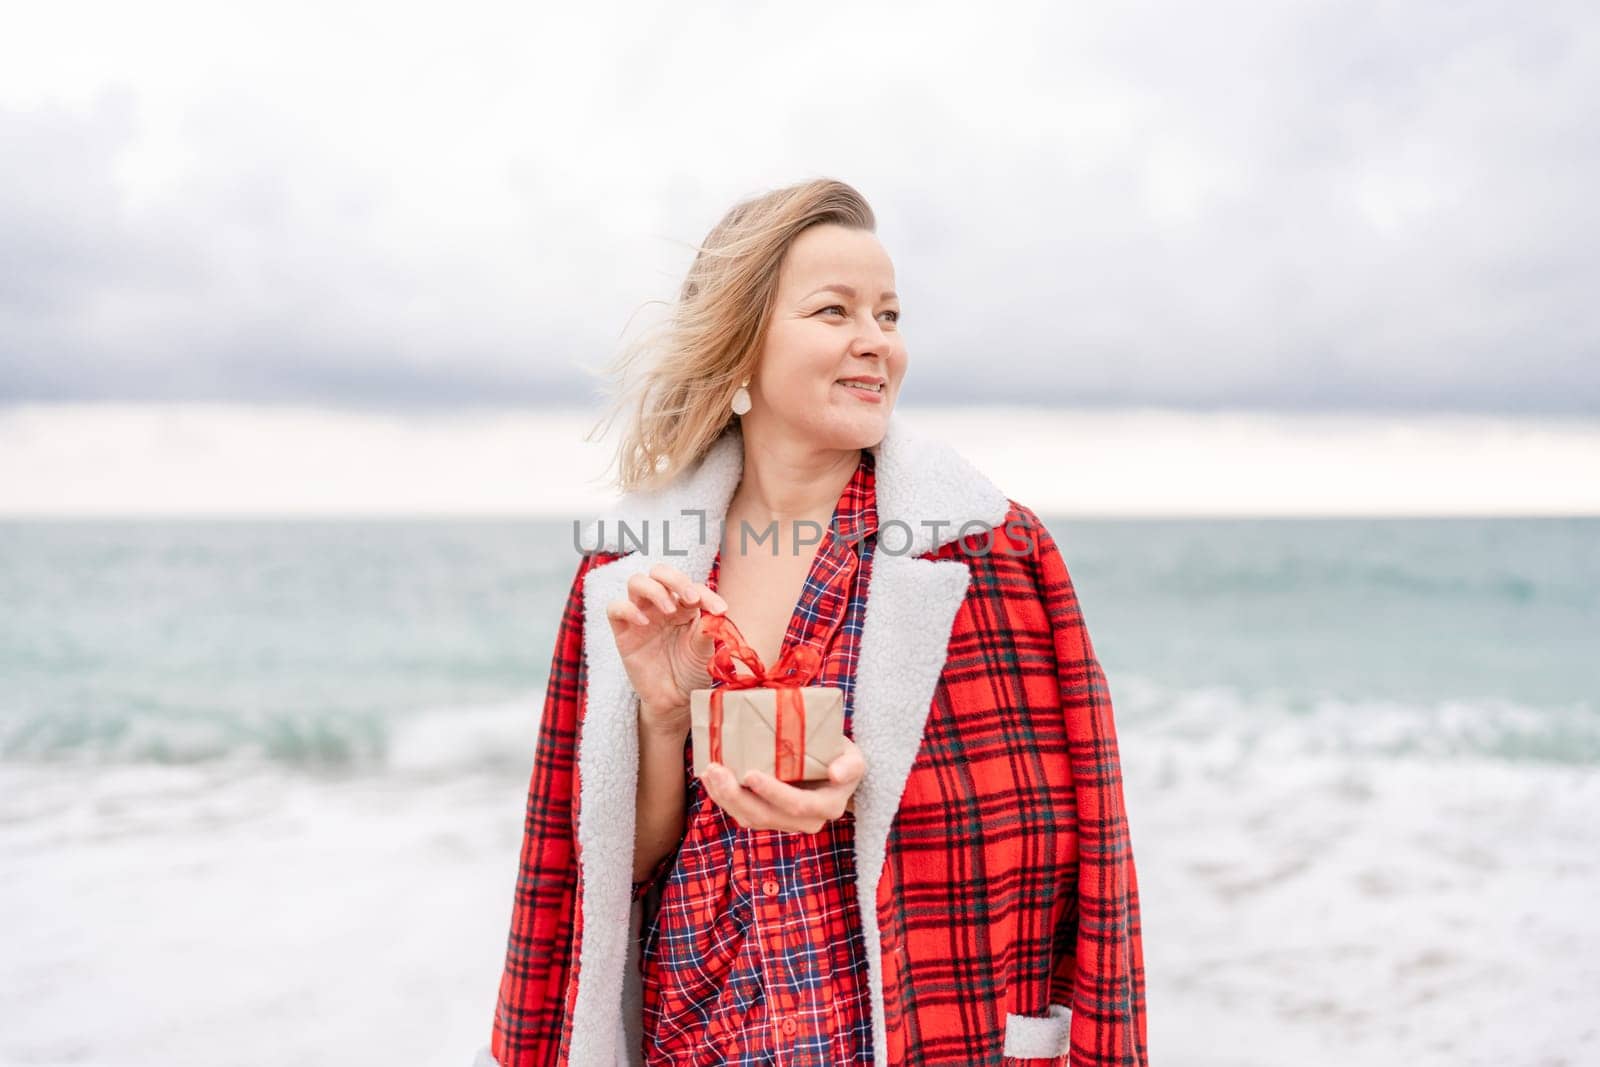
[836,379,885,400]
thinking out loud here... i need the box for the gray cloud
[0,0,1596,413]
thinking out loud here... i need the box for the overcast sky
[2,0,1596,415]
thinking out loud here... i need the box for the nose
[852,313,893,353]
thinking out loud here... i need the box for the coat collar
[580,407,1009,560]
[569,410,1011,1065]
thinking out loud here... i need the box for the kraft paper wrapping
[689,686,846,783]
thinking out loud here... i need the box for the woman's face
[746,223,906,451]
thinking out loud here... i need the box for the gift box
[687,610,846,784]
[690,685,845,783]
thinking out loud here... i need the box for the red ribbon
[698,610,821,782]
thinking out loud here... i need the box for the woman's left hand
[702,736,865,833]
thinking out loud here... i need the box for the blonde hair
[585,177,878,495]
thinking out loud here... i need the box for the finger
[833,739,866,782]
[649,565,700,606]
[694,583,729,616]
[626,572,678,616]
[690,617,713,658]
[606,599,652,630]
[702,763,752,827]
[690,609,723,657]
[741,768,834,822]
[708,764,810,832]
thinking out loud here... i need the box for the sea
[1,515,1595,1066]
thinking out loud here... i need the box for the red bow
[697,610,820,782]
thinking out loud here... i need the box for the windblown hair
[585,177,877,495]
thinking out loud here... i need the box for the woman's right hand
[605,563,729,735]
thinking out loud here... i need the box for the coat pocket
[1001,1001,1072,1065]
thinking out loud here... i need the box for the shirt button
[762,879,780,897]
[780,1017,798,1036]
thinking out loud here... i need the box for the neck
[726,426,861,537]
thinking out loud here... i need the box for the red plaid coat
[477,412,1148,1066]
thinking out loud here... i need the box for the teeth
[838,380,882,393]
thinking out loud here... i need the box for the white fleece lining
[550,411,1011,1066]
[1003,1002,1074,1060]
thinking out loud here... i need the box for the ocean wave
[2,680,1597,772]
[0,706,385,768]
[1149,555,1594,609]
[1114,674,1600,766]
[0,700,550,777]
[0,696,544,775]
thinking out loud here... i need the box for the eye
[820,305,846,316]
[881,310,900,324]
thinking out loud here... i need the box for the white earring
[731,379,751,415]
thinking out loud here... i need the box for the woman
[477,179,1147,1066]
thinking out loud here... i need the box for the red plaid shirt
[630,449,879,1065]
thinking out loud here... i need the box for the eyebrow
[803,284,899,302]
